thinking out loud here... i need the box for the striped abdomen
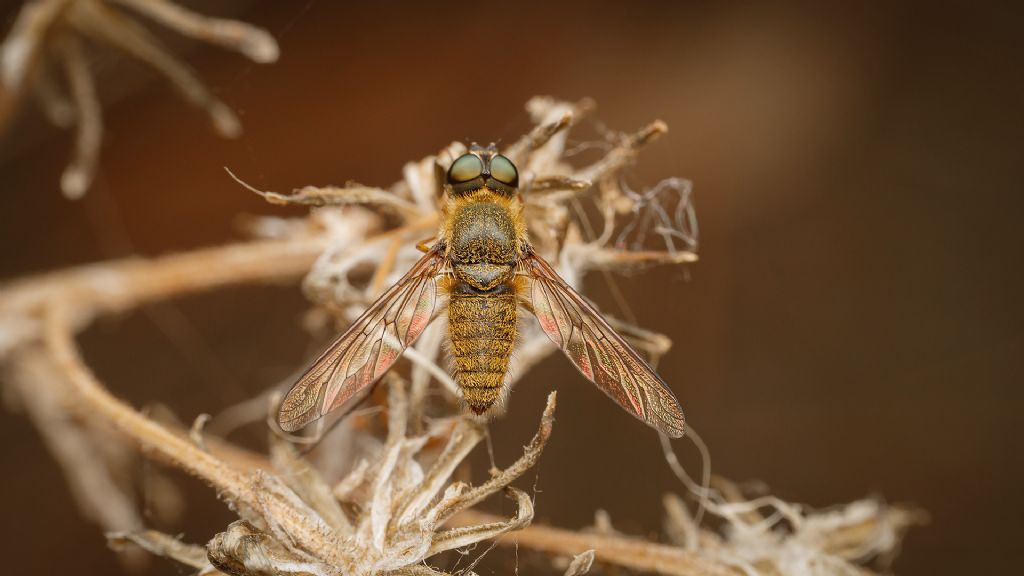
[448,283,517,413]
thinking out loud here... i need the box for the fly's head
[446,144,520,198]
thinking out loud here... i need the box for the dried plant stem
[579,247,698,269]
[0,234,363,565]
[109,0,279,63]
[432,399,555,525]
[43,302,351,567]
[43,301,249,496]
[56,32,101,198]
[0,0,70,120]
[1,0,280,196]
[108,530,210,570]
[370,235,406,295]
[0,236,330,355]
[247,181,424,220]
[72,0,238,137]
[7,347,144,532]
[450,510,739,576]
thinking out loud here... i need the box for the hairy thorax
[446,191,520,288]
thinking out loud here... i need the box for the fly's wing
[523,250,686,437]
[278,249,445,431]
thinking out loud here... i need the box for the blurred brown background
[1,1,1021,574]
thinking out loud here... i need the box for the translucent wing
[278,248,445,431]
[523,249,686,437]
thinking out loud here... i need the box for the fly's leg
[415,237,437,253]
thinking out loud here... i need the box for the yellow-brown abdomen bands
[448,288,517,413]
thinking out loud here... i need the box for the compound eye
[448,154,483,184]
[489,154,518,186]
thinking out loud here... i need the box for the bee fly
[278,145,686,437]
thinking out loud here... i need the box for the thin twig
[109,0,279,63]
[56,32,101,199]
[0,236,331,357]
[449,510,740,576]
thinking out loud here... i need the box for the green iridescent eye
[448,154,483,184]
[489,155,518,186]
